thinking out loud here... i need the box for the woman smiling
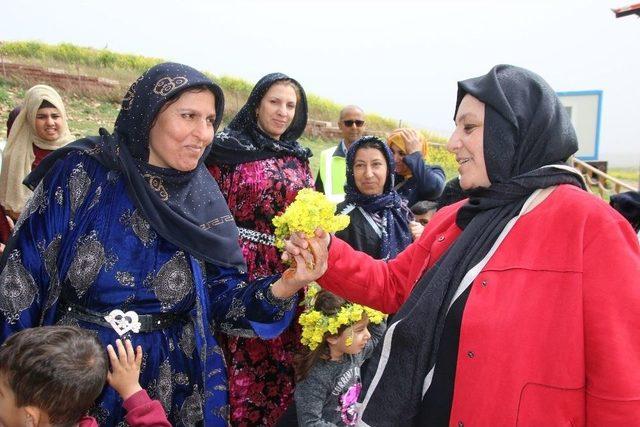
[0,63,318,426]
[0,85,73,220]
[285,65,640,426]
[207,73,313,426]
[335,136,413,260]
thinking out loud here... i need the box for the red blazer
[318,185,640,427]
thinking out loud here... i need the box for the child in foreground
[0,326,170,427]
[294,288,386,426]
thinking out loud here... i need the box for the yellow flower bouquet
[272,188,350,250]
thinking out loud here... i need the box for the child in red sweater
[0,326,170,427]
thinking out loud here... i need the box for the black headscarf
[25,62,247,272]
[206,72,311,165]
[610,191,640,232]
[343,136,412,259]
[359,65,586,425]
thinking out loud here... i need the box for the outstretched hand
[107,339,143,401]
[271,228,331,299]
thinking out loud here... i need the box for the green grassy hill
[0,40,458,177]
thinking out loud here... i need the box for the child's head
[0,326,108,427]
[295,289,384,381]
[315,292,372,357]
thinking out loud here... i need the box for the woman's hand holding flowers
[272,229,330,298]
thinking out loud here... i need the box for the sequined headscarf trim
[26,63,247,271]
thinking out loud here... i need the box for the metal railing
[571,158,637,199]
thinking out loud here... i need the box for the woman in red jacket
[285,65,640,426]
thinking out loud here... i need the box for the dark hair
[294,291,350,382]
[38,99,56,109]
[0,326,108,424]
[6,106,21,138]
[610,191,640,232]
[353,137,387,156]
[411,200,438,215]
[255,78,303,131]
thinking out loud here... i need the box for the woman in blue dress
[0,63,316,426]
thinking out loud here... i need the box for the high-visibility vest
[319,146,346,203]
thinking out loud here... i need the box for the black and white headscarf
[358,64,586,425]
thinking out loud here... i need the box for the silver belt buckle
[104,309,142,336]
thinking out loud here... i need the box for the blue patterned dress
[0,151,296,426]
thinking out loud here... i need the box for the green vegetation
[609,167,639,186]
[0,41,162,73]
[427,144,458,179]
[298,137,336,175]
[0,40,458,178]
[0,80,10,105]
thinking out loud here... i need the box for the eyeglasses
[342,119,365,128]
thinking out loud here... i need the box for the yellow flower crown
[299,285,385,350]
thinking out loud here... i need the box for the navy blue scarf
[206,72,311,166]
[344,136,412,259]
[25,62,247,272]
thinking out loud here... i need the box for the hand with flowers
[273,188,349,250]
[271,241,328,299]
[281,228,330,267]
[274,189,347,283]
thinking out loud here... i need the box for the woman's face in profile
[148,89,216,171]
[447,94,490,191]
[389,144,410,176]
[256,82,297,140]
[353,147,387,196]
[34,107,63,141]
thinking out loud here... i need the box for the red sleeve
[317,236,425,313]
[123,390,171,427]
[582,212,640,425]
[317,203,462,314]
[0,204,11,243]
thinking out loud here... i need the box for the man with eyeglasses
[315,105,366,202]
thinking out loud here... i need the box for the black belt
[60,300,190,334]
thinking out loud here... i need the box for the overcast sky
[3,0,639,166]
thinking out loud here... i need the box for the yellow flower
[273,189,350,250]
[297,288,387,351]
[337,310,351,325]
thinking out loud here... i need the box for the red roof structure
[612,3,640,18]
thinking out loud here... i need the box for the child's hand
[107,339,143,401]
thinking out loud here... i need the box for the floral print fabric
[209,154,312,426]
